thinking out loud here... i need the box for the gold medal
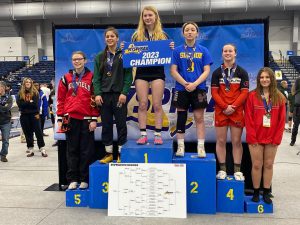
[72,92,76,96]
[107,71,112,76]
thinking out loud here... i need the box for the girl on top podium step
[132,6,173,145]
[245,67,286,204]
[211,44,249,181]
[93,27,132,164]
[171,21,213,158]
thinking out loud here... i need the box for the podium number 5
[190,181,198,193]
[144,153,148,163]
[74,194,81,205]
[258,204,264,213]
[226,188,234,200]
[102,182,109,193]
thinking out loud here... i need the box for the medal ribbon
[106,51,115,74]
[184,43,196,71]
[261,93,272,114]
[221,64,236,91]
[72,68,85,95]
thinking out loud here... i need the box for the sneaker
[99,154,113,164]
[52,142,58,147]
[252,194,260,202]
[175,144,185,157]
[43,133,49,136]
[197,147,206,158]
[216,170,227,179]
[27,152,34,157]
[290,141,295,146]
[1,155,8,162]
[26,147,33,153]
[68,182,78,190]
[263,192,272,204]
[79,182,88,189]
[136,135,148,145]
[234,171,245,181]
[154,135,163,145]
[40,148,48,157]
[288,128,292,133]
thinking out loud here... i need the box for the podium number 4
[190,181,198,193]
[74,194,81,205]
[226,188,234,200]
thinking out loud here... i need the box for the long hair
[255,67,285,106]
[19,77,38,100]
[133,6,167,41]
[100,27,119,75]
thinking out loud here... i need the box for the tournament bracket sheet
[108,163,186,218]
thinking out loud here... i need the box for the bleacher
[289,56,300,74]
[0,61,26,79]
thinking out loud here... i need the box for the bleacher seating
[289,56,300,73]
[0,61,25,79]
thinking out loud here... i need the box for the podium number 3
[74,194,81,205]
[190,181,198,193]
[144,153,148,163]
[226,188,234,200]
[258,204,264,213]
[102,182,109,193]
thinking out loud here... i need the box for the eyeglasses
[72,58,85,62]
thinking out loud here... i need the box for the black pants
[40,115,45,132]
[100,93,127,146]
[291,107,300,142]
[20,113,45,149]
[66,118,95,183]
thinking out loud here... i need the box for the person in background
[211,43,249,181]
[290,77,300,146]
[0,81,13,162]
[171,21,213,158]
[34,82,49,136]
[132,5,173,145]
[57,51,99,190]
[287,83,295,134]
[245,67,285,204]
[278,80,289,130]
[17,78,47,157]
[48,82,58,147]
[93,27,132,164]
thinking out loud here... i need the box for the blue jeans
[0,122,11,156]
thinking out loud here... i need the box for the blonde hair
[133,6,167,41]
[255,67,285,106]
[19,77,38,100]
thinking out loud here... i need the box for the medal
[221,64,236,92]
[72,92,76,96]
[107,71,112,76]
[185,44,196,72]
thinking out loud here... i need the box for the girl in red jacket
[245,67,286,204]
[57,51,99,190]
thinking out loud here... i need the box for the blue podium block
[217,176,244,213]
[121,140,173,163]
[244,196,273,213]
[173,153,216,214]
[89,161,109,209]
[66,189,89,207]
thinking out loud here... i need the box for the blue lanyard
[261,94,272,114]
[221,64,236,91]
[184,44,196,71]
[72,68,85,95]
[106,51,115,73]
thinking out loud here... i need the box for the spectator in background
[40,83,50,101]
[290,77,300,146]
[287,83,295,133]
[34,82,49,136]
[278,80,289,127]
[48,82,58,146]
[0,81,13,162]
[5,83,13,96]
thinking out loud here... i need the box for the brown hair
[19,77,38,100]
[255,67,285,106]
[222,43,237,53]
[72,51,86,59]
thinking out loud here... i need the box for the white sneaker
[26,147,33,153]
[234,172,245,181]
[216,170,227,180]
[68,182,78,190]
[176,144,185,157]
[79,182,88,189]
[197,146,206,158]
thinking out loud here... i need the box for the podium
[244,196,273,213]
[66,188,89,207]
[89,161,109,209]
[217,176,244,213]
[121,140,173,163]
[173,153,216,214]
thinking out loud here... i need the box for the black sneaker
[1,155,8,162]
[263,193,273,204]
[290,141,295,146]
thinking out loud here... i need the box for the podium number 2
[74,194,81,205]
[102,182,109,193]
[226,188,234,200]
[258,204,264,213]
[144,153,148,163]
[190,181,198,193]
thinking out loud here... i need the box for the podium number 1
[74,194,81,205]
[144,153,148,163]
[190,181,198,193]
[226,188,234,200]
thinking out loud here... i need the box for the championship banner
[122,40,172,68]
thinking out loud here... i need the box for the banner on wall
[54,22,266,142]
[122,40,172,68]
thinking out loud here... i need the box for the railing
[0,56,27,61]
